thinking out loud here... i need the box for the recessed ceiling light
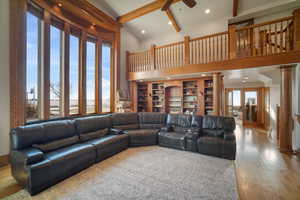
[141,30,146,34]
[205,9,210,14]
[167,77,171,80]
[58,3,62,7]
[201,74,206,77]
[242,80,247,83]
[168,21,172,25]
[244,76,249,80]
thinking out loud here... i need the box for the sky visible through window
[102,44,111,112]
[27,12,112,116]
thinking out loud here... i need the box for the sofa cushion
[138,112,167,129]
[11,124,44,150]
[45,143,95,163]
[191,115,203,128]
[75,115,112,135]
[86,134,128,149]
[32,136,79,153]
[166,114,192,129]
[202,116,223,129]
[112,113,139,127]
[42,120,76,142]
[202,129,224,137]
[126,129,159,146]
[79,128,109,142]
[113,124,139,130]
[158,131,186,150]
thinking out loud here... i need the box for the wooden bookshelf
[152,83,165,112]
[166,87,182,114]
[183,81,198,114]
[204,79,214,115]
[137,83,148,112]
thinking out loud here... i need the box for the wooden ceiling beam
[165,8,181,32]
[162,0,174,11]
[233,0,238,17]
[117,0,182,24]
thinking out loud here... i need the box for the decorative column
[213,72,222,116]
[279,65,294,153]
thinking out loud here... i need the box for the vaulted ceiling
[89,0,297,41]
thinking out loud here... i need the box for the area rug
[4,146,238,200]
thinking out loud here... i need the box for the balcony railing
[127,10,300,80]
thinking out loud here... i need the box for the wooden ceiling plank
[233,0,238,17]
[117,0,182,24]
[165,8,181,32]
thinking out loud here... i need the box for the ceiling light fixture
[205,9,210,14]
[141,30,146,34]
[58,3,62,7]
[167,77,171,80]
[168,21,172,25]
[244,76,249,80]
[242,80,247,83]
[201,74,206,77]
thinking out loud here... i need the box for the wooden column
[279,66,294,153]
[184,36,190,65]
[112,31,121,112]
[95,38,102,114]
[293,8,300,51]
[63,23,70,117]
[79,32,87,115]
[213,72,222,116]
[126,51,130,80]
[10,0,27,127]
[228,24,237,59]
[42,10,51,120]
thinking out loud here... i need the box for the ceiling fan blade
[182,0,197,8]
[161,0,174,11]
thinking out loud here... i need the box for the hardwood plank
[165,8,181,32]
[117,0,182,24]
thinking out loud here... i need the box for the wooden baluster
[275,23,278,54]
[280,21,283,53]
[201,39,203,63]
[217,36,219,61]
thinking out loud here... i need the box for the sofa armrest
[160,126,173,132]
[11,147,44,166]
[110,128,124,135]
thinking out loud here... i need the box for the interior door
[243,90,258,126]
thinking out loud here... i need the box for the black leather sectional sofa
[10,112,236,195]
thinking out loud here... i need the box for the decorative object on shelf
[152,83,165,112]
[137,84,148,112]
[116,89,131,113]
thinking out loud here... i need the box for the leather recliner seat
[111,112,166,146]
[196,115,236,160]
[158,114,192,150]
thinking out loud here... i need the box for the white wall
[293,65,300,151]
[120,27,141,90]
[0,0,10,156]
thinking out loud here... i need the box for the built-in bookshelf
[137,83,148,112]
[183,81,198,114]
[152,83,165,112]
[166,86,182,114]
[204,80,213,115]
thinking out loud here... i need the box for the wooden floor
[0,125,300,199]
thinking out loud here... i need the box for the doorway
[225,87,269,129]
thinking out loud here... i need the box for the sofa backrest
[11,120,76,150]
[112,113,139,130]
[166,114,192,133]
[138,112,167,129]
[191,115,203,128]
[74,115,112,142]
[202,116,235,131]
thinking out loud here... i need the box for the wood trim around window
[10,0,119,128]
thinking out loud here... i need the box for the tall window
[69,35,79,115]
[102,44,111,112]
[50,25,63,118]
[86,40,96,114]
[26,12,41,121]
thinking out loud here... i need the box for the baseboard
[0,154,9,167]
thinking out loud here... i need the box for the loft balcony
[127,10,300,81]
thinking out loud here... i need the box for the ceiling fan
[161,0,197,11]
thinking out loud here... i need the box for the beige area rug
[5,146,238,200]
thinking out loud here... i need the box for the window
[26,12,41,121]
[50,25,63,118]
[69,35,80,115]
[102,44,111,112]
[86,41,96,114]
[233,90,241,106]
